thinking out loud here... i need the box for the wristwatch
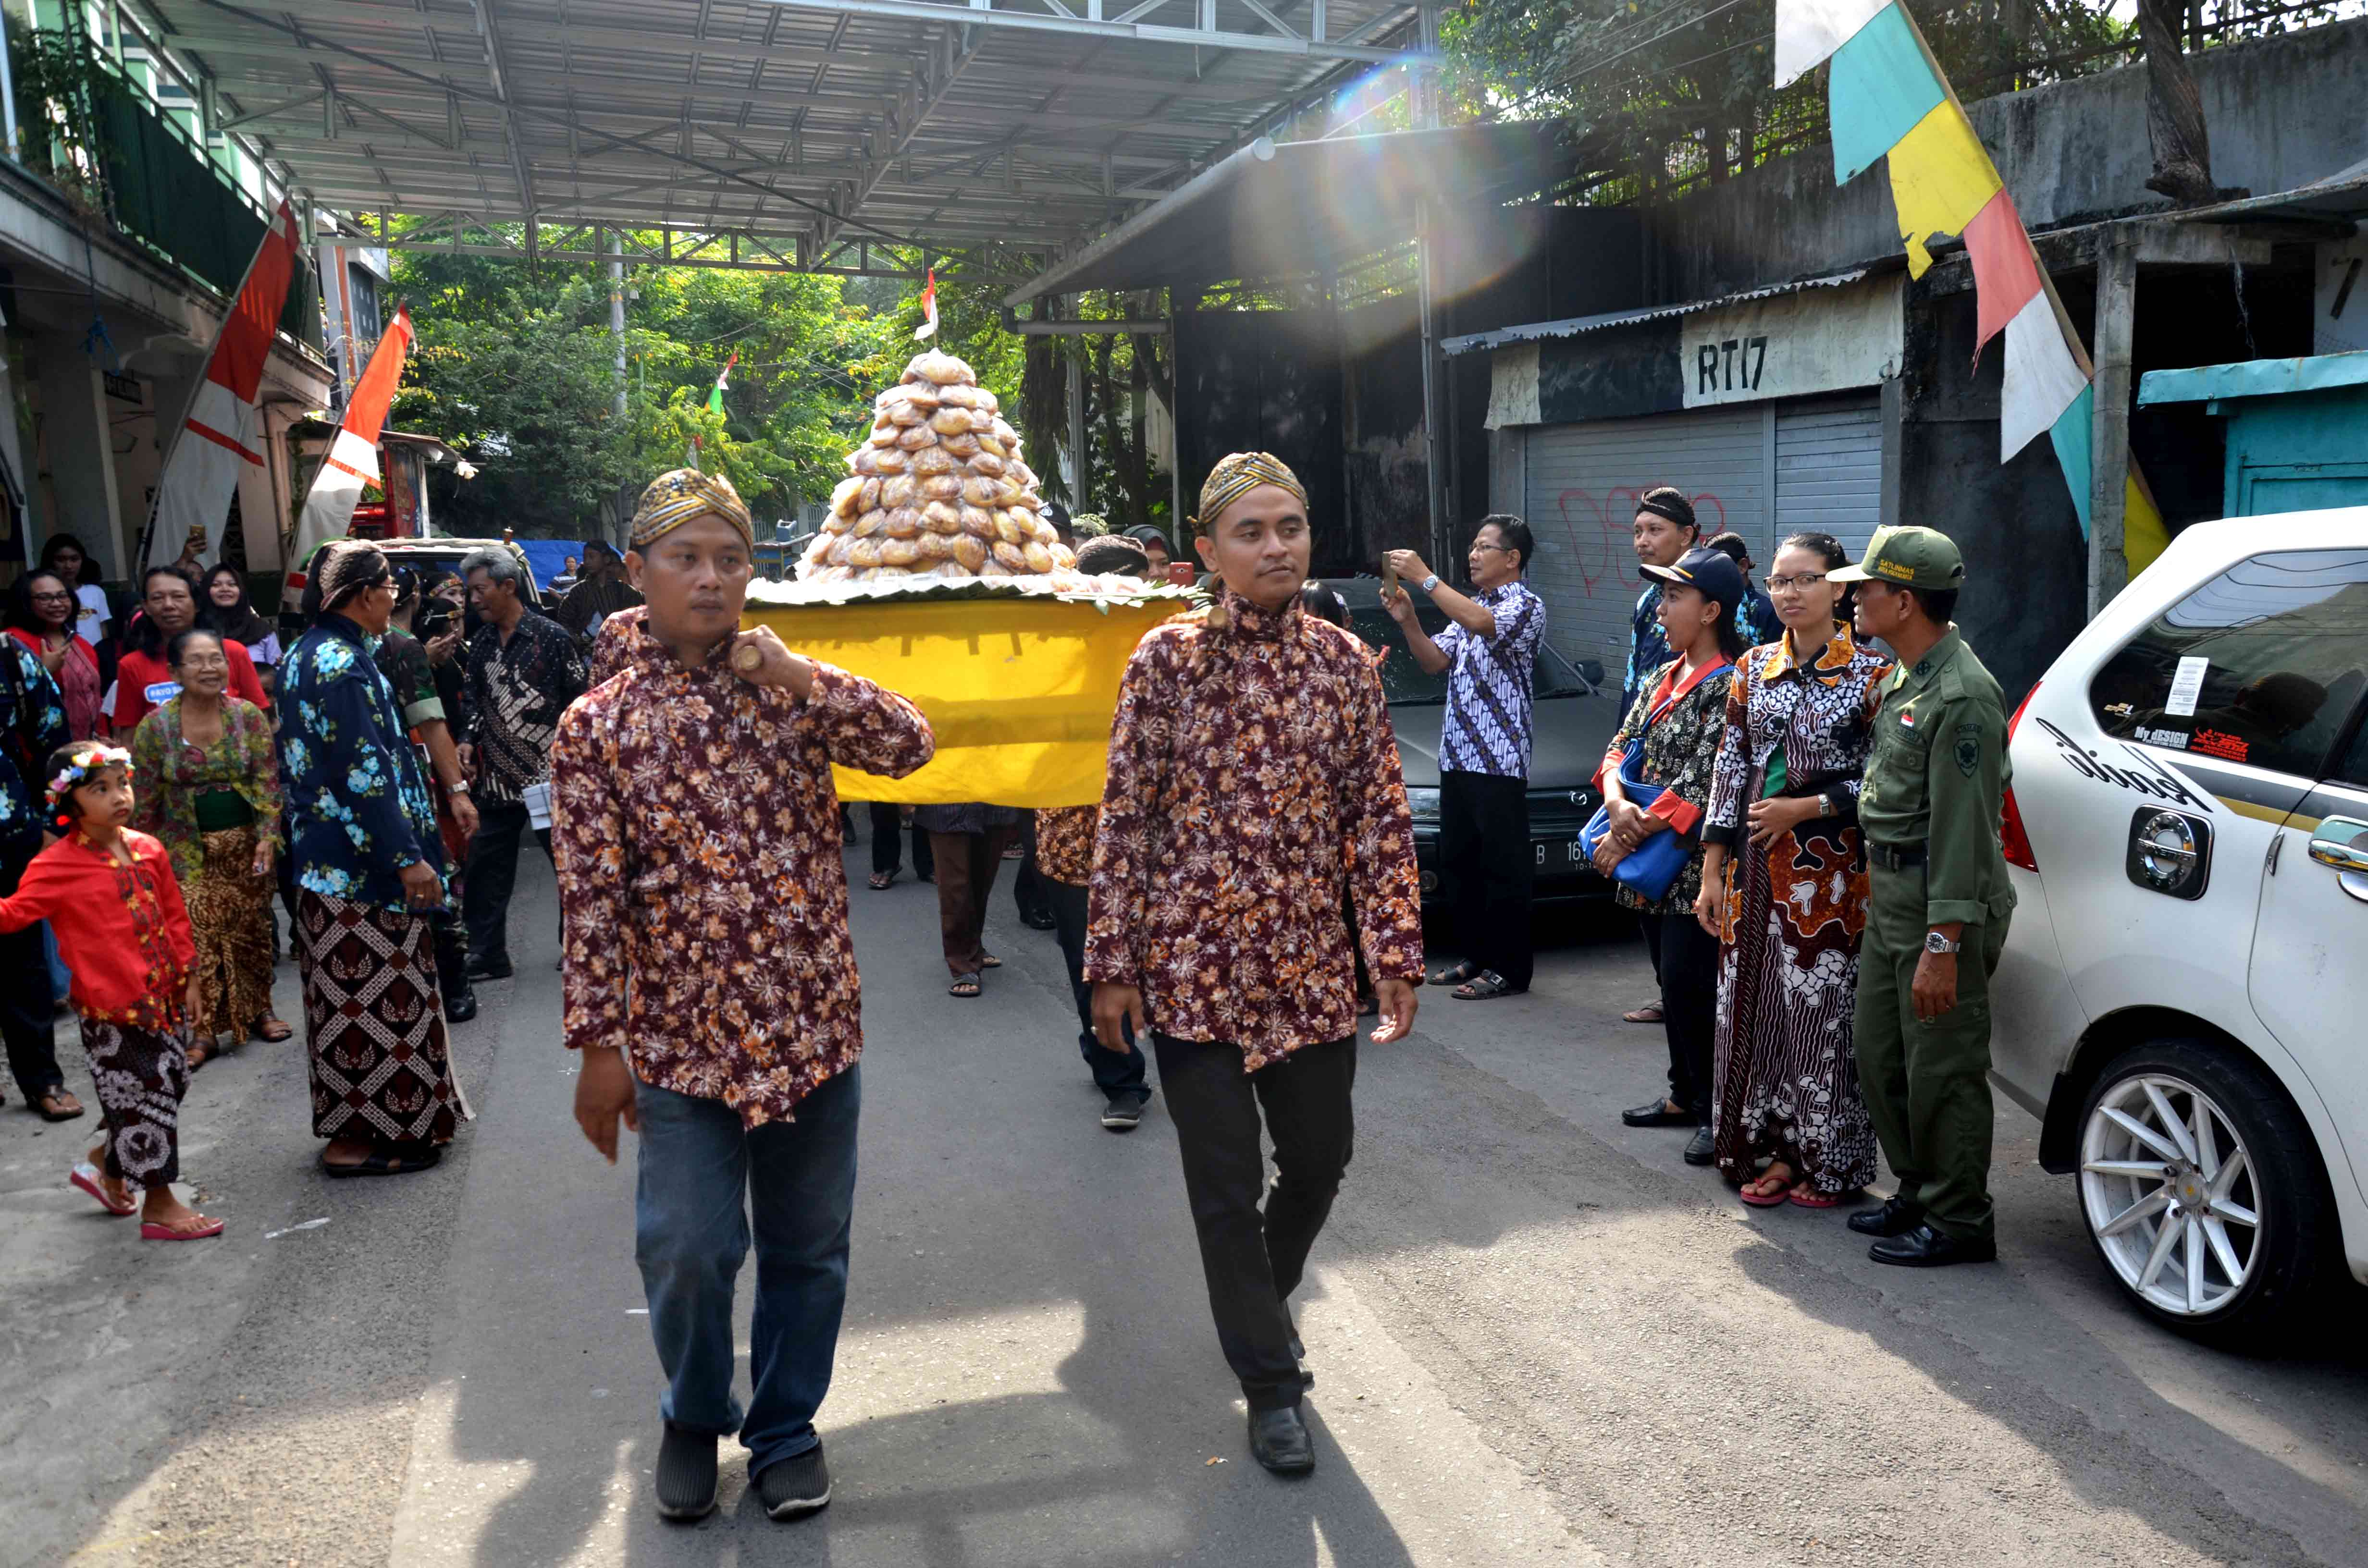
[1924,931,1962,955]
[1420,574,1441,594]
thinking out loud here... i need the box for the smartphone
[1380,559,1399,604]
[1166,561,1196,588]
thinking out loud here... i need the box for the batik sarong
[80,1013,193,1190]
[1711,822,1879,1194]
[297,890,466,1143]
[187,825,276,1034]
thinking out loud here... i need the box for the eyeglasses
[1764,572,1830,593]
[30,590,71,603]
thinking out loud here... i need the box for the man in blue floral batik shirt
[278,540,463,1178]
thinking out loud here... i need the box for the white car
[1993,509,2368,1346]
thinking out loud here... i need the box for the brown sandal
[251,1015,293,1042]
[37,1087,85,1121]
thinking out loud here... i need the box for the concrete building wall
[1659,19,2368,302]
[0,161,330,593]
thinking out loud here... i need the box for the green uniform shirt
[1858,626,2017,930]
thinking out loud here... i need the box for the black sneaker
[754,1444,832,1521]
[654,1423,717,1521]
[1099,1094,1147,1132]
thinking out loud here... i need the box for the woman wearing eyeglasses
[6,571,104,740]
[1696,532,1892,1210]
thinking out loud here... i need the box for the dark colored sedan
[1322,579,1626,904]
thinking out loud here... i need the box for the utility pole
[604,229,630,546]
[606,230,628,420]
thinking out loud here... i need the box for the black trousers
[1437,770,1534,991]
[1046,880,1147,1100]
[1641,900,1718,1121]
[1152,1031,1356,1411]
[1011,814,1051,922]
[0,850,65,1101]
[464,798,554,967]
[867,802,934,881]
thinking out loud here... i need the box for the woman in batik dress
[278,542,463,1177]
[1697,533,1893,1207]
[131,628,287,1065]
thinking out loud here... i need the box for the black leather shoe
[1847,1195,1925,1237]
[654,1423,718,1521]
[467,957,513,982]
[1622,1097,1695,1128]
[1021,908,1058,931]
[1868,1222,1997,1267]
[444,991,479,1024]
[1683,1126,1715,1165]
[1247,1405,1315,1474]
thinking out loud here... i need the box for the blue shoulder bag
[1579,738,1693,902]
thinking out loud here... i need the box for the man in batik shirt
[1087,452,1424,1477]
[553,469,934,1526]
[458,545,586,980]
[1384,514,1548,1000]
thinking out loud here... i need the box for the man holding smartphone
[1383,516,1546,1001]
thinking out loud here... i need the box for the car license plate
[1536,839,1581,872]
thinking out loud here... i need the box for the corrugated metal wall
[1518,405,1770,675]
[1775,395,1884,558]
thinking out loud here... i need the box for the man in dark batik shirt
[459,546,586,980]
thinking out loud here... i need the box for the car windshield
[1345,607,1593,705]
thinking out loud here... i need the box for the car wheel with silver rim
[2077,1040,2331,1345]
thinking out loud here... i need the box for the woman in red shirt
[5,570,103,738]
[111,566,264,735]
[0,742,222,1240]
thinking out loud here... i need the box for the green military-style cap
[1829,525,1967,589]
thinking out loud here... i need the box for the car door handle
[2309,815,2368,902]
[2308,815,2368,872]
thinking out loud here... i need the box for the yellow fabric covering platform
[741,585,1186,807]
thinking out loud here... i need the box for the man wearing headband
[278,541,467,1176]
[1086,451,1424,1476]
[1619,486,1702,1028]
[553,468,935,1525]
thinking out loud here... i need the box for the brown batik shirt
[551,618,935,1126]
[1084,591,1424,1069]
[1034,805,1098,886]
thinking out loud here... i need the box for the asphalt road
[6,838,2367,1568]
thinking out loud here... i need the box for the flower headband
[46,744,131,833]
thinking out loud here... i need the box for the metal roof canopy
[1439,267,1875,357]
[130,0,1436,276]
[1001,122,1569,303]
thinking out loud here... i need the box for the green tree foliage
[388,228,904,538]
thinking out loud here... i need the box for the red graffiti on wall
[1553,489,1727,595]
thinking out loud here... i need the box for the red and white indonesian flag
[144,202,302,570]
[913,269,938,340]
[285,304,415,593]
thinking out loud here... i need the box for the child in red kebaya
[0,743,221,1239]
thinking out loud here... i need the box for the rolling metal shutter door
[1520,406,1770,675]
[1775,395,1884,559]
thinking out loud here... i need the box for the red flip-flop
[141,1215,225,1241]
[1788,1186,1860,1210]
[70,1162,137,1216]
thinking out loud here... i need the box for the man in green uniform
[1831,527,2014,1267]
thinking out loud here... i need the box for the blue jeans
[632,1064,861,1475]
